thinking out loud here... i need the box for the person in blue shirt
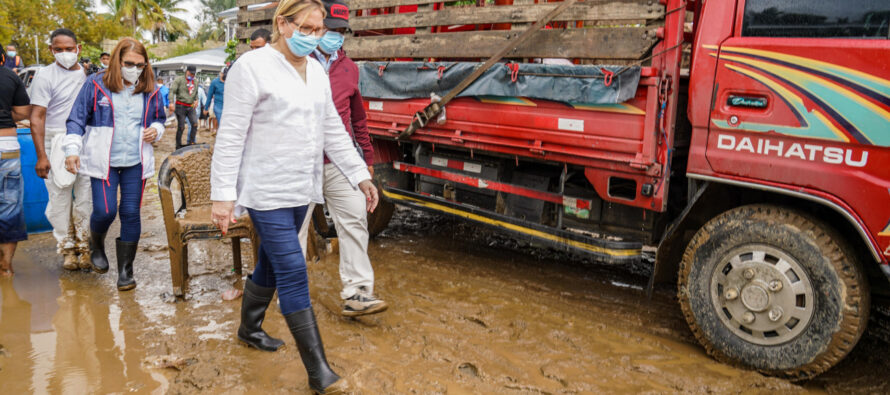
[63,38,167,291]
[203,67,226,133]
[156,76,170,108]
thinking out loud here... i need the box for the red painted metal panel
[700,0,890,262]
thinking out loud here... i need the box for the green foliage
[165,40,206,59]
[80,45,104,63]
[2,0,128,66]
[225,39,237,63]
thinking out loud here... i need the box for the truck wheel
[311,200,395,239]
[678,204,869,380]
[367,199,395,238]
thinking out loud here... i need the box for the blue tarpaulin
[358,62,641,104]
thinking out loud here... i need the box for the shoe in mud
[342,291,388,317]
[77,252,92,271]
[62,253,78,271]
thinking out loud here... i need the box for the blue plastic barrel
[16,128,51,234]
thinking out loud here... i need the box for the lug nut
[769,306,783,322]
[742,311,756,324]
[725,288,739,301]
[769,280,783,292]
[743,268,755,280]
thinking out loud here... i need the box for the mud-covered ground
[1,126,889,394]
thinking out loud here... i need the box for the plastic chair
[157,144,258,297]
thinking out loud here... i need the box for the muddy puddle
[2,127,889,394]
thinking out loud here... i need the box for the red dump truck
[255,0,889,379]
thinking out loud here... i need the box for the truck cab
[670,0,890,379]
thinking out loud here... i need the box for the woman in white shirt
[210,0,375,392]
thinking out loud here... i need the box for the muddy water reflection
[0,237,165,393]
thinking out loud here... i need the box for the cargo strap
[398,0,578,139]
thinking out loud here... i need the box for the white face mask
[122,66,142,84]
[54,50,79,69]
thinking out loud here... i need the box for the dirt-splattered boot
[90,232,109,273]
[62,251,78,271]
[284,307,349,394]
[77,251,92,271]
[115,238,137,291]
[238,276,285,351]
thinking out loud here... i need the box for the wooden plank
[237,24,274,41]
[236,42,252,57]
[348,0,653,11]
[350,2,662,31]
[238,7,277,25]
[344,27,656,59]
[348,0,443,10]
[237,0,272,7]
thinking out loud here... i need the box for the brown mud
[1,126,889,394]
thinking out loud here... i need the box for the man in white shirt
[29,28,91,271]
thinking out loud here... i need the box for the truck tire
[311,199,395,239]
[367,199,395,238]
[677,204,869,380]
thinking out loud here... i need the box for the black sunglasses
[122,61,147,69]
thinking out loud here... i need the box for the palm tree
[102,0,156,33]
[143,0,190,43]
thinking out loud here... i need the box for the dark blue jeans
[90,164,144,242]
[247,206,311,315]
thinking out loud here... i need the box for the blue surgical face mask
[318,31,344,54]
[7,51,15,57]
[286,29,319,57]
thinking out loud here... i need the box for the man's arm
[168,77,179,109]
[349,86,374,166]
[11,105,30,121]
[29,106,50,178]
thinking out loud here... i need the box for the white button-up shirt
[210,46,371,214]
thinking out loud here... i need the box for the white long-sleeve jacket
[210,46,371,214]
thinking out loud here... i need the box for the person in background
[210,0,377,391]
[3,44,22,73]
[300,0,386,317]
[197,83,208,130]
[80,57,98,76]
[249,28,272,50]
[63,38,166,291]
[29,28,92,271]
[169,65,199,149]
[0,45,31,277]
[156,76,170,108]
[99,52,110,69]
[204,67,226,134]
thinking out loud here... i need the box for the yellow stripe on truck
[382,189,640,257]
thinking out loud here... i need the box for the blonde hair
[271,0,326,43]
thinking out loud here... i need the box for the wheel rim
[709,244,815,346]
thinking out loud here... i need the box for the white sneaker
[342,288,388,317]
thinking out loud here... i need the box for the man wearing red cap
[300,0,387,317]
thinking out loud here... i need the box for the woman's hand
[211,200,236,235]
[65,156,80,174]
[142,127,158,142]
[358,180,379,213]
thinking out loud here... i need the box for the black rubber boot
[237,276,285,352]
[115,238,138,291]
[89,231,109,273]
[284,307,348,394]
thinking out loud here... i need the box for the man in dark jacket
[300,0,387,317]
[169,65,199,149]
